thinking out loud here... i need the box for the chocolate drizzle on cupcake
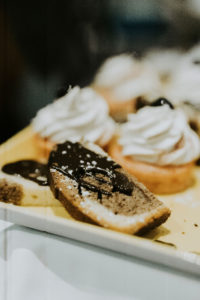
[49,141,134,200]
[150,98,174,109]
[135,97,149,111]
[135,97,174,112]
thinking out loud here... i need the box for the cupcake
[166,44,200,133]
[144,48,183,85]
[108,99,200,194]
[32,86,115,159]
[93,54,161,122]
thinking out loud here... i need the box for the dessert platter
[1,45,200,276]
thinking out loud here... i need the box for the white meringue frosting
[94,54,161,102]
[119,105,200,165]
[94,54,139,88]
[166,45,200,108]
[32,86,115,147]
[167,64,200,108]
[112,67,161,102]
[144,49,183,82]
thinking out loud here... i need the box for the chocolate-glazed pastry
[0,160,59,207]
[2,160,48,186]
[48,141,133,199]
[48,141,170,234]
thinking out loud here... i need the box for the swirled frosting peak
[32,86,115,147]
[119,105,200,165]
[94,54,139,88]
[94,54,161,102]
[166,45,200,108]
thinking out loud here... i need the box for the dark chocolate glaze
[49,141,134,199]
[135,97,174,112]
[2,160,48,186]
[189,120,198,132]
[196,157,200,166]
[135,97,149,111]
[150,98,174,109]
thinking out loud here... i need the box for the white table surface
[0,219,199,300]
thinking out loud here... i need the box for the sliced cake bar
[48,141,170,234]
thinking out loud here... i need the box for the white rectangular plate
[0,201,200,276]
[0,127,200,277]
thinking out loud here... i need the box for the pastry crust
[33,134,55,161]
[0,172,61,206]
[108,140,195,194]
[94,87,136,122]
[50,169,170,235]
[49,141,170,234]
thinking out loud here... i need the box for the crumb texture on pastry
[48,141,170,234]
[0,179,23,205]
[0,171,61,207]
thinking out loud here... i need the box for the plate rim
[0,201,199,277]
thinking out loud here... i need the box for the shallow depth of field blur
[1,0,200,143]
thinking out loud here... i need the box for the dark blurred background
[1,0,200,143]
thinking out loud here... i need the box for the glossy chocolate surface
[150,98,174,109]
[2,160,48,186]
[49,141,134,199]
